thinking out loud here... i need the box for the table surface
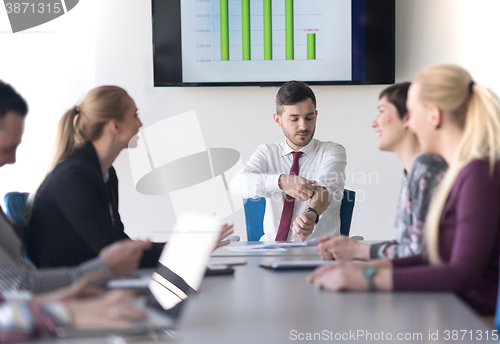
[23,247,495,344]
[178,256,494,344]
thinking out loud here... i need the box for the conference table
[181,243,495,344]
[25,242,495,344]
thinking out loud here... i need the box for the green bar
[285,0,294,60]
[242,0,251,60]
[220,0,229,61]
[307,33,316,59]
[263,0,272,60]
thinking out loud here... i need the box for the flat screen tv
[152,0,395,86]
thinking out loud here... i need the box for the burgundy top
[392,159,500,315]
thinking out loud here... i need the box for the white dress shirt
[230,139,347,241]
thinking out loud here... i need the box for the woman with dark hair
[318,82,447,261]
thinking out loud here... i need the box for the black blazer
[27,141,163,268]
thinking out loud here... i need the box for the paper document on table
[225,242,318,252]
[270,243,313,247]
[225,245,287,252]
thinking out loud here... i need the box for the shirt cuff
[369,243,383,259]
[76,259,113,285]
[265,174,282,194]
[2,290,33,301]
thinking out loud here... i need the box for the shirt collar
[281,138,316,157]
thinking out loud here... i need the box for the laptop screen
[148,212,221,314]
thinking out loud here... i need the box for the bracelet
[363,266,377,291]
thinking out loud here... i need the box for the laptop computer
[56,212,223,339]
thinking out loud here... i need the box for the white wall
[97,0,500,242]
[1,0,500,242]
[395,0,500,93]
[0,0,96,201]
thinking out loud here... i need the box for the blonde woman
[27,86,232,269]
[308,65,500,315]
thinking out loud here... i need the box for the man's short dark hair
[276,81,316,115]
[379,82,411,119]
[0,80,28,119]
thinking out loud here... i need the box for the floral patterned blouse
[370,153,448,259]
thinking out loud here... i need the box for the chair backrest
[340,189,356,236]
[4,192,30,259]
[243,189,356,241]
[243,198,266,241]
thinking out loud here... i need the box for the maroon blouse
[392,159,500,315]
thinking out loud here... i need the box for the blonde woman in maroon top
[308,64,500,315]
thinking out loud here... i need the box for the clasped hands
[316,235,371,261]
[306,261,370,292]
[307,237,371,290]
[279,174,317,241]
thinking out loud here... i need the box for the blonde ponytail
[46,86,130,173]
[47,107,80,173]
[419,65,500,264]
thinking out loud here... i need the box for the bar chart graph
[180,0,352,83]
[220,0,229,60]
[307,33,316,60]
[264,0,272,60]
[216,0,319,61]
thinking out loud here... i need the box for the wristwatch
[363,266,377,291]
[305,207,319,224]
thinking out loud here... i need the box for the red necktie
[275,151,303,241]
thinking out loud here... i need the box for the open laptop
[56,212,223,339]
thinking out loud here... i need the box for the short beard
[285,129,315,148]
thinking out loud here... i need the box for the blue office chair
[243,197,267,241]
[4,192,30,259]
[244,189,356,241]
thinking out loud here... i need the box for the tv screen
[152,0,394,87]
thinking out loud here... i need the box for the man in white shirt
[230,81,347,241]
